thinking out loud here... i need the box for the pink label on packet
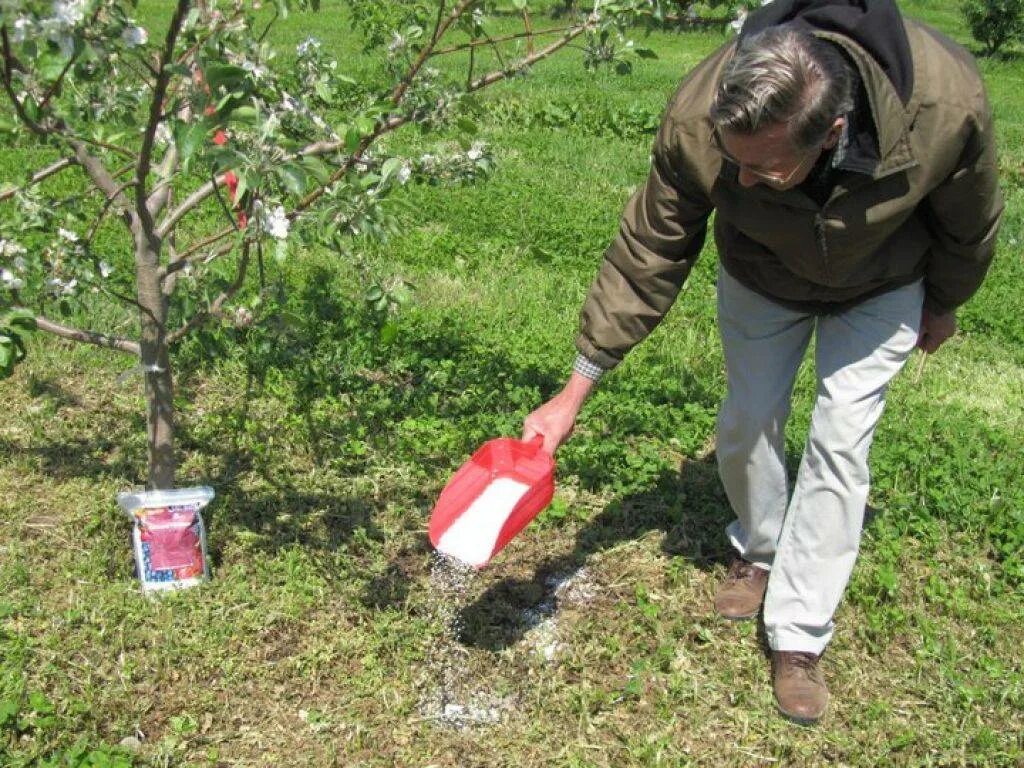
[144,508,200,570]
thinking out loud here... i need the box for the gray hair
[710,28,854,152]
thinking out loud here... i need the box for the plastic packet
[117,486,214,593]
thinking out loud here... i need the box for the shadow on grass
[457,452,736,651]
[1,374,146,483]
[165,263,567,578]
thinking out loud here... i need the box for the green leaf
[379,157,403,186]
[345,125,361,153]
[456,117,478,136]
[277,164,308,195]
[634,47,658,59]
[512,0,528,9]
[3,309,36,332]
[379,321,398,345]
[0,336,14,375]
[231,105,259,124]
[37,48,68,81]
[175,120,209,165]
[0,698,18,727]
[28,692,54,714]
[203,64,247,92]
[354,116,376,136]
[298,156,332,184]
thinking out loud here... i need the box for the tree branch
[158,225,236,279]
[0,158,78,203]
[166,239,250,344]
[136,0,191,235]
[467,17,597,93]
[162,239,235,281]
[1,27,47,136]
[432,25,575,56]
[34,314,140,356]
[391,0,475,107]
[65,138,135,223]
[86,180,138,244]
[156,172,234,239]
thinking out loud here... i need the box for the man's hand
[522,373,595,455]
[917,307,957,353]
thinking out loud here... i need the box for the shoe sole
[714,606,761,621]
[777,705,826,726]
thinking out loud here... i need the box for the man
[522,0,1002,723]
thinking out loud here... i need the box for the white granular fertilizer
[436,477,531,567]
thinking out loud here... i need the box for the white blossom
[99,261,113,278]
[52,0,88,27]
[472,8,486,27]
[12,17,33,43]
[233,306,254,328]
[155,122,172,145]
[0,239,27,258]
[296,36,321,57]
[255,202,290,241]
[58,227,79,242]
[13,256,27,272]
[121,24,148,47]
[466,142,485,161]
[388,32,406,55]
[47,277,77,295]
[1,268,24,290]
[241,59,267,80]
[280,93,300,113]
[397,163,412,185]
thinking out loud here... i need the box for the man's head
[709,28,854,189]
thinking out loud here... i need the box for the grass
[1,1,1023,766]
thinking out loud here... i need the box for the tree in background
[0,0,664,489]
[961,0,1024,55]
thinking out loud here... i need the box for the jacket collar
[813,30,918,178]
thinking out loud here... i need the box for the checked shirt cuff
[573,352,606,382]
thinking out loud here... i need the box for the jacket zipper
[814,213,832,283]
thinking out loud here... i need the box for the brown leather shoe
[772,651,829,724]
[713,558,769,620]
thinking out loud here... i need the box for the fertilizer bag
[117,486,214,593]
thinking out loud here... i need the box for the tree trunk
[135,237,176,489]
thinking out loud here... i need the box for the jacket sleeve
[921,91,1004,313]
[575,117,715,370]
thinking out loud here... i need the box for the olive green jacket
[576,20,1003,370]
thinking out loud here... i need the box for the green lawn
[1,2,1022,766]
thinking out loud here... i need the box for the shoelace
[728,559,758,581]
[782,652,823,681]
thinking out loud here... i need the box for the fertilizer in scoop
[434,477,531,567]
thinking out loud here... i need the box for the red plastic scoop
[428,436,555,568]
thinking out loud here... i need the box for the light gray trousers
[715,266,923,654]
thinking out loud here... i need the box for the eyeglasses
[710,129,821,186]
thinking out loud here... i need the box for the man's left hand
[917,308,957,353]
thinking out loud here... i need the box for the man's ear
[822,116,846,150]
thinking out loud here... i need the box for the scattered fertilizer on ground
[435,477,531,567]
[520,566,596,662]
[419,552,513,729]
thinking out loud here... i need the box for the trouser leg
[716,267,813,570]
[764,280,924,654]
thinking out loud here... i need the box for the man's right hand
[522,372,596,456]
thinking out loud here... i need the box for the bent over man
[523,0,1002,723]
